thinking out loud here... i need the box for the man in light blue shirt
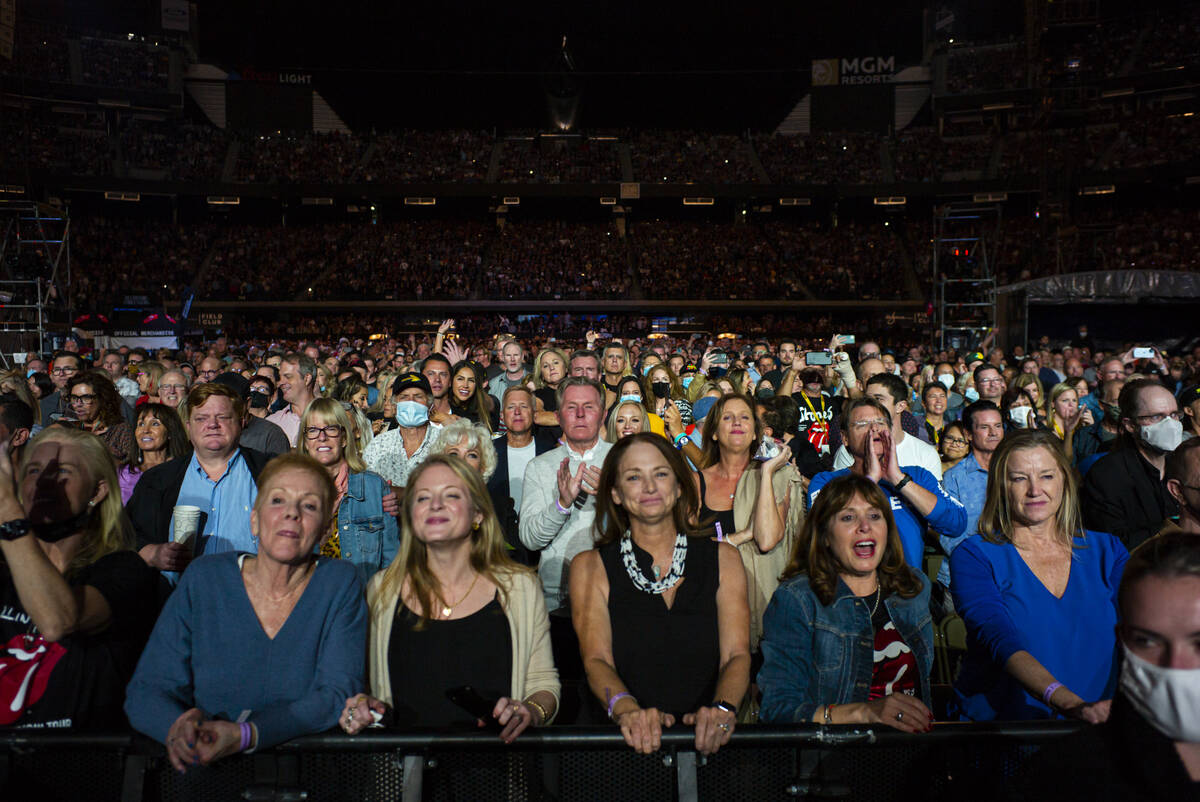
[939,400,1003,593]
[129,384,271,585]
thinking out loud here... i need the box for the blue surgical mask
[396,400,430,428]
[681,376,694,389]
[964,387,980,402]
[938,373,955,391]
[619,394,642,404]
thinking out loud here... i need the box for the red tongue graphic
[0,634,67,725]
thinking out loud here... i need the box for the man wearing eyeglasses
[973,364,1007,407]
[1082,378,1182,549]
[809,397,966,571]
[38,352,83,424]
[1162,437,1200,536]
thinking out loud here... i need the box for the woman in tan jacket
[339,454,559,743]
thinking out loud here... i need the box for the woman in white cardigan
[340,454,559,743]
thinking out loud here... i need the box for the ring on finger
[896,712,903,721]
[718,722,730,732]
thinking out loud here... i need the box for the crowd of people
[0,324,1197,797]
[77,36,171,91]
[497,135,623,183]
[755,132,884,185]
[119,120,229,181]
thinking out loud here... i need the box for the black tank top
[697,471,738,540]
[388,594,513,727]
[599,536,721,718]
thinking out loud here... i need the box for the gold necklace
[438,572,480,618]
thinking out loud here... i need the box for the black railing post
[120,753,148,802]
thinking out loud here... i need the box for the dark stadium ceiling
[56,0,1027,128]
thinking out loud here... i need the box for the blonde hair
[1013,373,1044,405]
[21,427,132,578]
[297,397,367,473]
[370,371,398,414]
[978,429,1084,549]
[532,347,569,390]
[371,455,526,628]
[1046,381,1078,427]
[605,400,650,443]
[431,419,498,480]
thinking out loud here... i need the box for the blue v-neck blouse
[949,530,1128,721]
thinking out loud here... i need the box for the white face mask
[1119,644,1200,743]
[938,373,955,391]
[1008,406,1031,428]
[1140,416,1183,453]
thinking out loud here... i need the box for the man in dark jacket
[1082,379,1181,549]
[486,386,555,565]
[127,383,272,585]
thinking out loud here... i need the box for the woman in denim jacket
[758,473,934,732]
[299,398,400,585]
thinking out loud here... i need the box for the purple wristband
[239,722,252,752]
[554,497,571,515]
[1042,682,1063,706]
[607,692,633,720]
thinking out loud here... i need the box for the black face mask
[651,381,671,399]
[33,506,94,543]
[248,391,270,409]
[756,387,775,400]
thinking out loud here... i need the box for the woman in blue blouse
[950,429,1128,722]
[758,473,934,732]
[125,453,367,771]
[298,398,400,586]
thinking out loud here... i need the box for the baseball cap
[392,371,432,396]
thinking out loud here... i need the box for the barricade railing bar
[0,721,1086,802]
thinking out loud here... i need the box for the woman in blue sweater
[125,453,367,772]
[950,429,1128,721]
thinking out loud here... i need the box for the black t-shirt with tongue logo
[0,550,159,729]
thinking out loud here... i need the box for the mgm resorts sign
[812,56,896,86]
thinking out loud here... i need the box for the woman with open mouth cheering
[757,472,934,732]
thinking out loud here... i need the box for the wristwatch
[0,518,31,541]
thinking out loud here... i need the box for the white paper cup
[172,505,202,544]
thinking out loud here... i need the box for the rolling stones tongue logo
[0,634,66,724]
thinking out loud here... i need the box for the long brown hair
[372,454,527,627]
[449,360,493,434]
[782,473,922,606]
[698,393,762,469]
[977,429,1084,548]
[593,432,705,546]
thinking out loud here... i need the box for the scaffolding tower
[0,200,70,364]
[933,202,1000,352]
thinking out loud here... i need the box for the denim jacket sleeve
[757,579,822,724]
[338,471,400,584]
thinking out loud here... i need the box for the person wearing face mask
[1083,379,1183,550]
[610,374,667,437]
[247,376,277,420]
[642,364,693,427]
[362,372,443,495]
[1000,387,1039,433]
[0,427,160,730]
[1074,379,1125,469]
[1018,531,1200,797]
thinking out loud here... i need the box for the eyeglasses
[51,367,79,376]
[943,436,969,446]
[69,393,97,405]
[198,370,220,379]
[849,417,889,430]
[304,425,344,439]
[159,383,188,392]
[978,378,1005,386]
[1135,410,1183,424]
